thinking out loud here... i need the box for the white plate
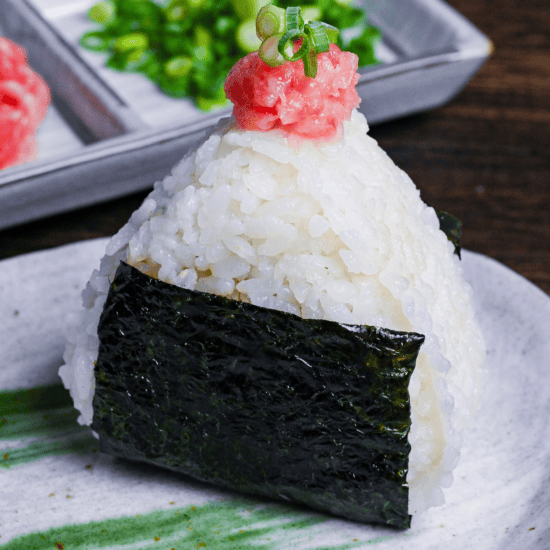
[1,242,548,548]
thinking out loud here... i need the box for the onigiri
[59,5,485,526]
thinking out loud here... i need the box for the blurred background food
[79,0,381,111]
[0,36,50,169]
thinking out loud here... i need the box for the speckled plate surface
[1,240,549,549]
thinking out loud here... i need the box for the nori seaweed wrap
[93,262,424,528]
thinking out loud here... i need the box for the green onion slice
[80,31,110,51]
[278,29,309,62]
[285,6,304,32]
[88,1,115,25]
[256,5,285,40]
[165,55,193,76]
[305,21,330,53]
[259,33,285,67]
[303,45,318,78]
[320,22,339,44]
[256,5,341,78]
[114,32,149,52]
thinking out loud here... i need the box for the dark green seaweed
[93,262,424,528]
[435,209,463,259]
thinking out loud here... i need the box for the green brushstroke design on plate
[0,498,406,549]
[0,385,96,468]
[0,386,409,548]
[0,384,72,416]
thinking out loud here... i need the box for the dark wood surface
[1,0,549,294]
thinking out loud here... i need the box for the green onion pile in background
[81,0,381,111]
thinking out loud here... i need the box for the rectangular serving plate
[0,0,492,230]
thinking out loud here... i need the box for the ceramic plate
[1,241,548,549]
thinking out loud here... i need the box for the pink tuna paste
[0,37,50,170]
[224,43,361,141]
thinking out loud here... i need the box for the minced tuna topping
[0,37,50,169]
[224,43,361,141]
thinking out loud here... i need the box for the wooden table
[1,0,549,294]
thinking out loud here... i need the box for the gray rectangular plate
[0,0,492,230]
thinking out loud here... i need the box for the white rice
[59,110,486,516]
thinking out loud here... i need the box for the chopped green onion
[114,32,149,52]
[88,0,115,25]
[302,44,318,77]
[258,33,285,66]
[124,49,152,71]
[187,0,206,9]
[194,26,212,47]
[193,45,211,63]
[165,3,185,21]
[215,16,234,34]
[278,29,309,62]
[263,6,336,77]
[256,5,285,40]
[320,22,339,44]
[79,31,110,52]
[285,6,304,32]
[79,0,381,108]
[305,21,330,53]
[164,55,193,76]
